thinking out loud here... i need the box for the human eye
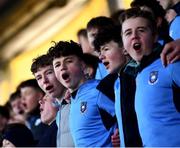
[66,59,73,63]
[138,27,146,33]
[139,29,145,32]
[46,70,53,75]
[124,30,131,36]
[54,62,61,68]
[103,47,109,51]
[101,45,109,52]
[65,57,74,63]
[36,75,42,81]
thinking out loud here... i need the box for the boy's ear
[80,60,87,71]
[84,67,94,78]
[156,17,162,28]
[123,48,128,56]
[153,33,159,43]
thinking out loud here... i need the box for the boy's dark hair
[110,9,125,26]
[119,7,157,35]
[2,123,35,147]
[77,29,87,38]
[9,90,21,103]
[48,40,83,60]
[130,0,166,19]
[94,25,122,51]
[87,16,115,32]
[17,79,44,94]
[31,54,52,74]
[0,105,10,119]
[82,53,99,78]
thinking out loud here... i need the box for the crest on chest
[80,102,87,113]
[148,71,158,85]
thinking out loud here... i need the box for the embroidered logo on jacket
[80,102,87,113]
[148,71,158,85]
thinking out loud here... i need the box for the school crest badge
[80,102,87,113]
[148,71,158,85]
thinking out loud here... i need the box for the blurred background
[0,0,131,105]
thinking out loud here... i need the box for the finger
[112,138,120,143]
[168,48,180,63]
[112,140,120,147]
[160,53,167,67]
[161,42,174,67]
[170,55,180,64]
[112,143,120,147]
[114,128,119,135]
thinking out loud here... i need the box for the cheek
[54,69,61,80]
[70,66,82,76]
[122,37,127,48]
[111,49,124,60]
[38,81,44,91]
[50,76,57,84]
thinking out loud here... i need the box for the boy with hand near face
[120,7,180,146]
[48,40,117,147]
[31,54,74,147]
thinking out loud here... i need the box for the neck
[48,118,55,126]
[69,77,87,93]
[56,90,66,101]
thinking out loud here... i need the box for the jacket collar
[124,43,162,77]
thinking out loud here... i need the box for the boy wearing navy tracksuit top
[94,26,142,147]
[120,8,180,146]
[48,40,117,147]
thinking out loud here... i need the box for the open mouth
[40,106,43,112]
[103,61,109,68]
[19,110,24,114]
[133,43,141,51]
[62,73,70,81]
[45,85,53,91]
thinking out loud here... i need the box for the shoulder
[96,73,118,101]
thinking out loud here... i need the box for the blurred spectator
[82,53,99,79]
[77,29,94,54]
[166,8,178,23]
[0,105,9,133]
[86,16,117,79]
[110,9,125,26]
[17,79,48,143]
[37,94,58,147]
[1,123,35,147]
[87,16,115,52]
[8,90,26,124]
[157,0,180,39]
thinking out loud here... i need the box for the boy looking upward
[48,40,117,147]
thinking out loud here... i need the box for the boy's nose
[132,31,139,39]
[99,53,105,61]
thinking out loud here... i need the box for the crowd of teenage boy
[0,0,180,147]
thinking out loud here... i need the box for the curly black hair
[31,54,52,74]
[93,25,122,51]
[47,40,83,60]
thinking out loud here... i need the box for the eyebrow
[137,26,147,30]
[123,28,131,34]
[123,26,147,33]
[64,56,75,61]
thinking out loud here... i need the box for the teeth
[133,43,141,50]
